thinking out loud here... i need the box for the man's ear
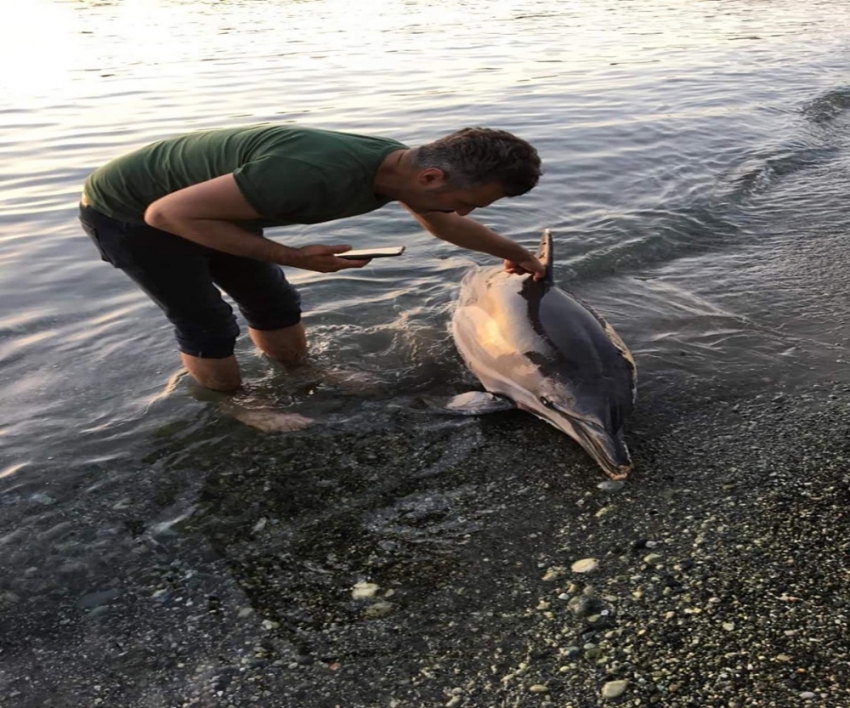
[418,167,447,186]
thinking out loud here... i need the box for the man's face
[405,171,505,217]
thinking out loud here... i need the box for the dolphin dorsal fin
[537,229,554,284]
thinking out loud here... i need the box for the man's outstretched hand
[504,254,546,280]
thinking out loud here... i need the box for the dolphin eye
[540,396,558,410]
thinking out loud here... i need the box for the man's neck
[374,149,413,200]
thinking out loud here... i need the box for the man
[79,124,545,392]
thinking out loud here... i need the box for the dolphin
[447,230,637,479]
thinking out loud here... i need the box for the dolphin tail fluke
[537,229,554,285]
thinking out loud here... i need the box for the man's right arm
[143,174,368,273]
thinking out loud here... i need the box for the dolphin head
[517,379,634,480]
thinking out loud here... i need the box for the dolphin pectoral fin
[422,391,516,416]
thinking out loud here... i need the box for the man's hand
[286,244,371,272]
[504,254,546,280]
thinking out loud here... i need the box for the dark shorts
[79,204,302,359]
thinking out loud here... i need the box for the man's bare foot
[225,405,314,433]
[324,367,384,393]
[287,363,383,394]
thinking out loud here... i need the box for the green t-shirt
[83,124,408,227]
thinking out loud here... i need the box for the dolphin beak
[519,402,634,479]
[551,415,632,480]
[576,424,633,480]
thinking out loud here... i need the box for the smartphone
[336,246,406,260]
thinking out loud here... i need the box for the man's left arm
[403,205,545,279]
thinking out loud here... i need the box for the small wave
[726,145,837,200]
[802,87,850,124]
[562,85,850,284]
[563,207,739,283]
[722,88,850,202]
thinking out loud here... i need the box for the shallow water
[1,1,850,686]
[2,0,849,482]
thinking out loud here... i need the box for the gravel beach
[1,376,848,708]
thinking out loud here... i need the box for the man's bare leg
[250,321,380,393]
[248,322,307,365]
[178,324,310,432]
[179,322,306,393]
[180,352,242,392]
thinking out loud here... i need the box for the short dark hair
[413,127,542,197]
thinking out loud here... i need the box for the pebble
[643,553,663,565]
[597,481,625,492]
[571,558,599,574]
[542,566,566,581]
[0,592,20,606]
[568,595,595,617]
[30,493,57,505]
[238,607,254,618]
[363,601,394,619]
[351,581,380,599]
[601,680,628,700]
[529,684,548,693]
[78,589,119,609]
[799,692,816,700]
